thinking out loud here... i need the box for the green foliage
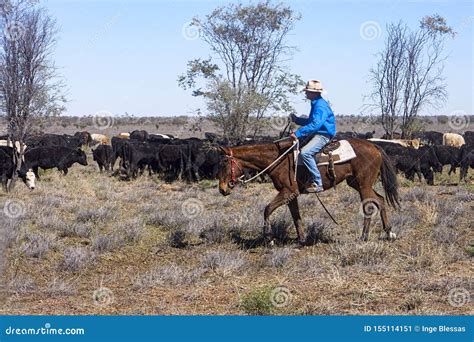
[178,1,303,141]
[240,286,275,315]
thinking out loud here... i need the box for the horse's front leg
[288,196,305,246]
[263,190,294,246]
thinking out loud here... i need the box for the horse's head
[217,146,244,196]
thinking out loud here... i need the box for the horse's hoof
[263,236,275,247]
[380,232,397,241]
[387,232,397,240]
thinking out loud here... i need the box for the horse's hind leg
[287,197,305,245]
[347,177,377,241]
[374,190,396,240]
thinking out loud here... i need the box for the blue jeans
[299,134,330,186]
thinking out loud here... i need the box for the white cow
[90,133,110,145]
[0,140,27,152]
[443,133,465,147]
[368,138,421,149]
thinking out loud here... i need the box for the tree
[178,1,303,142]
[367,15,455,138]
[0,0,65,187]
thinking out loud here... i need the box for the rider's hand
[290,132,298,141]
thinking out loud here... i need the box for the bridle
[221,139,299,187]
[223,149,245,188]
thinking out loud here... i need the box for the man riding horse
[290,80,336,193]
[217,79,399,245]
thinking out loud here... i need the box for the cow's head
[17,168,36,190]
[75,149,88,166]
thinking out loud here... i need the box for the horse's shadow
[230,230,323,249]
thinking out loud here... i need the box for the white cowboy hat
[302,80,323,93]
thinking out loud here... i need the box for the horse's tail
[377,146,400,208]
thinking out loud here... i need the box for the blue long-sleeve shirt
[295,97,336,139]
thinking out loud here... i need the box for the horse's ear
[216,145,229,155]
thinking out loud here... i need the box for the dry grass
[0,159,472,315]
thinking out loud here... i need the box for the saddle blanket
[296,139,356,166]
[316,140,356,166]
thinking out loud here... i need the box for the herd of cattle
[0,128,473,192]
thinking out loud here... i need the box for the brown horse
[217,138,400,246]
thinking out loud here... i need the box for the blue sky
[46,0,473,117]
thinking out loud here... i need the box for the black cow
[416,146,443,185]
[155,144,187,181]
[463,131,474,146]
[0,146,36,191]
[459,144,474,182]
[370,141,423,182]
[335,131,375,140]
[411,131,443,146]
[24,146,88,179]
[74,131,93,146]
[111,136,129,170]
[26,134,84,149]
[433,145,462,175]
[92,145,113,173]
[125,141,160,178]
[130,130,149,142]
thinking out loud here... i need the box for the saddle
[297,138,357,190]
[315,140,341,164]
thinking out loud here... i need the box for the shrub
[44,278,76,296]
[404,187,431,202]
[198,223,227,244]
[76,207,116,223]
[331,241,389,267]
[133,264,204,289]
[59,247,93,272]
[20,232,55,259]
[240,286,275,315]
[201,250,246,275]
[167,229,187,248]
[399,292,424,312]
[431,225,460,245]
[265,248,293,268]
[57,223,93,238]
[8,275,37,294]
[306,219,335,244]
[271,213,291,242]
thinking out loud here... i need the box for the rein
[226,140,299,185]
[224,138,338,225]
